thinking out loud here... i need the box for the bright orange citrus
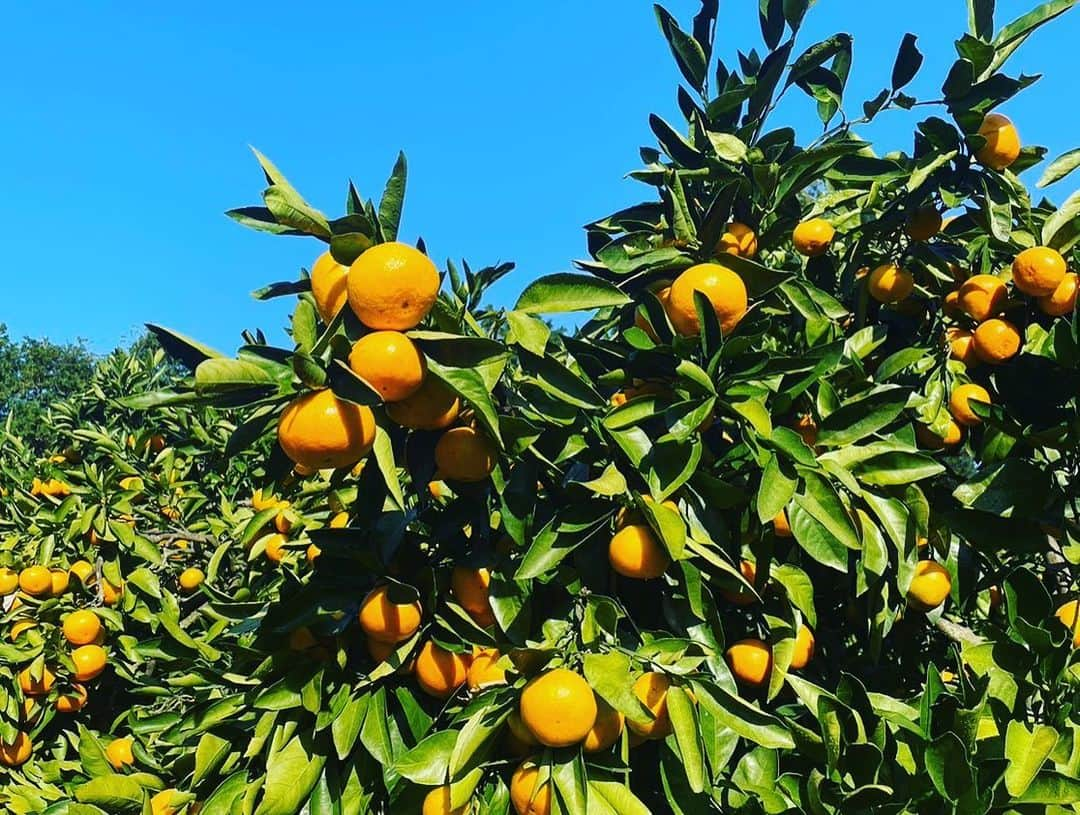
[716,222,758,257]
[1038,272,1078,316]
[277,389,376,470]
[773,509,792,538]
[0,732,31,767]
[421,786,465,815]
[72,643,108,682]
[105,736,135,769]
[519,668,598,747]
[55,683,88,714]
[916,420,964,450]
[975,113,1020,170]
[627,672,673,739]
[310,251,349,323]
[949,383,991,426]
[19,665,55,696]
[414,641,469,698]
[908,560,952,611]
[347,241,440,330]
[957,274,1006,321]
[451,566,495,627]
[947,328,979,366]
[386,376,461,430]
[466,648,507,691]
[726,639,773,687]
[583,697,625,752]
[868,263,914,303]
[510,760,552,815]
[19,565,52,596]
[792,219,834,256]
[789,625,815,670]
[348,331,427,402]
[1054,600,1080,648]
[69,560,94,584]
[434,427,497,482]
[179,567,205,592]
[972,318,1021,364]
[720,560,758,606]
[608,524,670,579]
[1012,246,1067,297]
[0,567,17,595]
[667,263,748,336]
[358,585,422,644]
[63,609,102,646]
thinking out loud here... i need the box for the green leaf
[193,733,232,786]
[757,454,797,524]
[891,33,923,90]
[505,310,551,356]
[588,780,652,815]
[392,730,457,785]
[227,206,306,236]
[372,423,405,510]
[378,151,407,241]
[817,387,908,446]
[667,686,705,792]
[655,5,709,91]
[787,35,852,87]
[968,0,995,40]
[254,732,327,815]
[514,273,631,314]
[583,652,651,723]
[1004,721,1060,797]
[291,300,317,353]
[145,323,224,370]
[1037,147,1080,187]
[194,358,278,394]
[264,187,331,240]
[925,732,974,802]
[690,679,795,749]
[1013,772,1080,804]
[991,0,1078,75]
[74,776,146,810]
[426,360,502,445]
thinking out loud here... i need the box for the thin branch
[143,530,217,545]
[935,616,984,646]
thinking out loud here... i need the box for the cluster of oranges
[277,242,496,484]
[1,563,111,767]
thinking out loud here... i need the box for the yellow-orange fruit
[519,668,598,747]
[583,698,625,752]
[179,567,205,592]
[72,644,108,682]
[414,641,469,698]
[421,786,466,815]
[916,420,964,450]
[105,736,135,769]
[868,263,914,303]
[310,251,349,323]
[466,648,507,691]
[1012,246,1067,297]
[63,609,102,646]
[359,585,422,644]
[277,389,376,470]
[347,241,440,331]
[947,328,979,366]
[773,510,792,538]
[975,113,1020,170]
[972,318,1021,364]
[794,414,818,447]
[386,376,461,430]
[1038,272,1078,317]
[667,263,748,336]
[792,219,835,256]
[55,683,88,713]
[69,560,94,584]
[908,560,952,611]
[720,560,758,606]
[19,565,52,596]
[510,760,552,815]
[264,533,288,563]
[957,274,1007,322]
[949,383,991,427]
[0,732,32,767]
[608,524,670,580]
[434,427,497,482]
[1054,600,1080,648]
[627,672,673,739]
[716,222,758,258]
[19,665,56,696]
[789,625,815,670]
[943,290,962,318]
[0,567,17,595]
[451,566,495,627]
[726,639,773,687]
[348,330,427,402]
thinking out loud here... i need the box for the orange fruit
[667,263,748,336]
[957,274,1007,321]
[608,524,670,579]
[50,569,70,596]
[0,567,17,595]
[943,290,962,318]
[583,697,625,752]
[348,331,427,403]
[252,489,280,512]
[55,683,88,713]
[310,251,349,323]
[794,414,819,447]
[907,560,952,611]
[716,222,758,258]
[720,560,758,606]
[305,543,321,566]
[72,643,108,682]
[466,648,507,691]
[773,510,792,538]
[264,533,288,563]
[726,639,773,687]
[905,208,943,241]
[1054,600,1080,648]
[105,737,135,769]
[421,786,465,815]
[627,672,673,739]
[451,566,495,627]
[179,567,205,592]
[19,665,55,696]
[277,389,376,471]
[789,625,815,670]
[510,760,552,815]
[0,732,32,768]
[792,219,835,256]
[949,383,991,426]
[102,579,124,606]
[69,560,94,584]
[1012,246,1067,297]
[946,328,979,366]
[1038,272,1078,316]
[358,585,422,644]
[151,790,181,815]
[916,420,964,450]
[273,503,293,534]
[868,263,914,303]
[975,113,1020,170]
[972,318,1021,364]
[63,609,103,646]
[19,565,52,596]
[434,427,497,482]
[347,241,440,330]
[329,511,349,529]
[386,376,461,430]
[414,641,469,698]
[519,668,598,747]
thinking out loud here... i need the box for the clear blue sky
[2,1,1077,353]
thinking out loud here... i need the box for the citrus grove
[3,1,1080,813]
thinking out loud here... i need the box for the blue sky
[2,1,1077,353]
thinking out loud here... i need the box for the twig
[144,530,218,545]
[935,616,984,646]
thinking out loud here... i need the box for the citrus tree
[2,1,1080,813]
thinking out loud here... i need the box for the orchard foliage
[3,1,1080,813]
